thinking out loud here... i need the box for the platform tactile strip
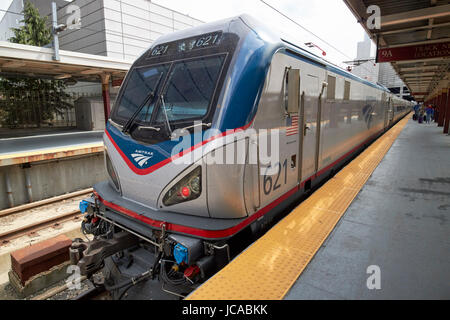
[187,116,410,300]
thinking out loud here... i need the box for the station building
[0,0,203,60]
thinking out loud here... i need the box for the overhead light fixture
[54,24,67,33]
[54,74,72,79]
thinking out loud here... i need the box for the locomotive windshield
[110,30,238,142]
[114,63,170,122]
[153,54,225,123]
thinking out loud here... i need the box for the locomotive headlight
[163,166,202,206]
[189,176,201,194]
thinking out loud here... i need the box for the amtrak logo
[131,150,154,167]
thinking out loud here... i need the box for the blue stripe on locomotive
[106,29,277,170]
[106,15,391,171]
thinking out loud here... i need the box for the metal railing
[0,88,74,129]
[0,88,98,130]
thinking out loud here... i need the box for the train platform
[0,131,104,166]
[187,116,450,300]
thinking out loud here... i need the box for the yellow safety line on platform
[187,116,410,300]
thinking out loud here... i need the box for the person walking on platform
[426,105,433,124]
[413,103,420,121]
[418,109,424,124]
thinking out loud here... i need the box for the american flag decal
[286,115,299,136]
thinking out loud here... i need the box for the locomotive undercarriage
[71,198,231,299]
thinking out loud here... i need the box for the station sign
[377,41,450,63]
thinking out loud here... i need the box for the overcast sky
[153,0,371,68]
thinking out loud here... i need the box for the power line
[259,0,377,76]
[259,0,354,59]
[0,8,24,16]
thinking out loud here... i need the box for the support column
[433,96,438,119]
[51,2,60,61]
[100,73,111,125]
[443,89,450,134]
[435,95,439,124]
[438,94,445,127]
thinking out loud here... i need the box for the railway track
[0,188,92,245]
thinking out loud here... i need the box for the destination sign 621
[148,31,222,58]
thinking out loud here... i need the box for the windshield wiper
[137,125,161,132]
[122,72,164,134]
[170,122,212,139]
[160,95,173,137]
[178,122,212,132]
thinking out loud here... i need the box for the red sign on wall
[112,78,124,88]
[377,41,450,63]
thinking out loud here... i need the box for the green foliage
[0,78,72,128]
[0,1,71,129]
[9,1,52,46]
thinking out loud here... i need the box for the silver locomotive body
[74,15,412,298]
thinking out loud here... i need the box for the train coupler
[70,232,139,276]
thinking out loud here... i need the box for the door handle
[304,124,310,136]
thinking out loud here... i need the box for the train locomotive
[72,15,412,299]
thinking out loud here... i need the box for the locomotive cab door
[383,93,389,130]
[246,55,302,215]
[298,73,321,185]
[388,97,394,125]
[258,66,301,205]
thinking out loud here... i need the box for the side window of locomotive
[155,54,226,123]
[283,67,289,112]
[343,80,351,101]
[327,75,336,100]
[113,64,170,122]
[287,68,300,114]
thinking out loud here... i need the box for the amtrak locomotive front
[72,15,411,299]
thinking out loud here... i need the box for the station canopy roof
[343,0,450,102]
[0,41,132,83]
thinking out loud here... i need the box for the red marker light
[181,186,191,198]
[184,265,200,279]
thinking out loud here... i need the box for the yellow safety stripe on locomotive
[186,115,410,300]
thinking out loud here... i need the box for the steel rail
[0,209,82,244]
[0,188,93,218]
